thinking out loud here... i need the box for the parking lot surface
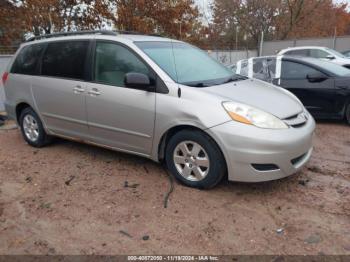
[0,122,349,255]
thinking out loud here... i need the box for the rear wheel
[165,129,226,189]
[19,107,52,147]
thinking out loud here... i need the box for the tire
[19,107,52,147]
[165,129,226,189]
[346,103,350,125]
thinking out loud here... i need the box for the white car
[278,46,350,69]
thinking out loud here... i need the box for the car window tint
[41,41,89,80]
[94,42,149,87]
[310,49,329,58]
[281,61,320,79]
[285,49,309,56]
[11,44,45,75]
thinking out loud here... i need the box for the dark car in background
[235,56,350,124]
[342,50,350,58]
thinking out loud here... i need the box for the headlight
[222,101,288,129]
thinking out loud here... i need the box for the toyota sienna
[2,31,315,189]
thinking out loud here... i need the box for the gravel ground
[0,121,349,255]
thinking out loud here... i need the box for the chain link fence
[208,49,258,66]
[261,35,350,56]
[0,46,18,55]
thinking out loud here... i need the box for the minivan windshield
[135,41,246,87]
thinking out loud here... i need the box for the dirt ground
[0,121,349,255]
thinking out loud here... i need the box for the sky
[195,0,213,23]
[195,0,350,19]
[334,0,350,4]
[334,0,350,10]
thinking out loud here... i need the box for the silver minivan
[2,31,315,189]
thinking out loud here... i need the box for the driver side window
[281,61,320,79]
[94,42,150,87]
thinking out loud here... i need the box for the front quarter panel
[151,82,231,160]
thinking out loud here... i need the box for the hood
[201,79,303,119]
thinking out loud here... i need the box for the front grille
[251,163,280,171]
[283,112,308,128]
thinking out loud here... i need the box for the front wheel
[165,130,226,189]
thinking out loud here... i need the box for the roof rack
[25,30,162,42]
[25,30,117,42]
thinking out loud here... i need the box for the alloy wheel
[23,114,39,142]
[173,141,210,181]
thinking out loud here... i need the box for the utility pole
[49,12,53,34]
[180,22,182,40]
[235,26,238,50]
[259,31,264,57]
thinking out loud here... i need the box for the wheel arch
[15,102,32,123]
[156,125,228,175]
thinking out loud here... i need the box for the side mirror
[326,54,335,60]
[307,72,328,83]
[124,72,153,91]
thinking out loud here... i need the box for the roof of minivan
[21,33,176,47]
[118,34,174,42]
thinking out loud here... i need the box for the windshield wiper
[186,82,208,87]
[184,75,247,87]
[222,75,247,84]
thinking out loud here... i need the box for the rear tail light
[2,72,9,85]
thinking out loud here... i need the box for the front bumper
[206,116,315,182]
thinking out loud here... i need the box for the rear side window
[41,41,89,80]
[285,49,309,57]
[281,61,320,79]
[11,44,45,75]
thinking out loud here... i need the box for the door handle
[73,85,85,94]
[88,88,101,96]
